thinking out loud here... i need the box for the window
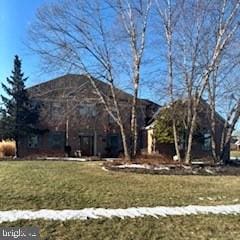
[108,110,118,124]
[31,99,41,108]
[28,135,39,148]
[51,102,63,119]
[48,132,65,149]
[203,133,211,151]
[79,103,96,117]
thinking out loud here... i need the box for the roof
[27,74,160,107]
[145,97,227,129]
[235,140,240,146]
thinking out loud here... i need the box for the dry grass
[1,215,240,240]
[231,150,240,158]
[0,161,240,239]
[0,140,16,157]
[0,161,238,239]
[0,161,239,210]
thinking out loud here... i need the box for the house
[230,135,240,151]
[143,99,230,162]
[19,74,159,157]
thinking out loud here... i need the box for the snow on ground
[37,157,88,162]
[0,205,240,223]
[198,196,239,203]
[101,166,109,172]
[116,164,170,170]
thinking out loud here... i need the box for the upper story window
[202,132,211,151]
[79,103,96,117]
[51,102,63,119]
[109,113,116,124]
[108,108,119,124]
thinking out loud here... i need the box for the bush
[0,140,16,157]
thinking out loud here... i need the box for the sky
[0,0,158,103]
[0,0,56,88]
[1,1,239,133]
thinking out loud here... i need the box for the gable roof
[27,74,160,107]
[145,97,227,129]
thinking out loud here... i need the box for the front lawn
[231,150,240,158]
[0,161,239,210]
[0,161,240,239]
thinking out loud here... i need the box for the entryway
[79,135,94,156]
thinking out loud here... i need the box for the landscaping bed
[104,157,240,176]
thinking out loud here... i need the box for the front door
[79,136,93,156]
[107,134,120,156]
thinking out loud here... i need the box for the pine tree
[154,107,182,143]
[0,55,39,157]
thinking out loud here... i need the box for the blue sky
[0,0,158,103]
[0,0,56,88]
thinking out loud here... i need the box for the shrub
[0,140,16,157]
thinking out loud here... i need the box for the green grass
[0,161,239,210]
[230,150,240,158]
[1,215,240,240]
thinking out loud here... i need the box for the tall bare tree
[112,0,152,157]
[156,0,240,164]
[155,0,183,161]
[207,56,240,163]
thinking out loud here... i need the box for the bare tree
[207,57,240,163]
[111,0,152,157]
[156,0,240,164]
[155,0,183,161]
[28,0,152,159]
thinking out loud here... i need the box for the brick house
[143,99,230,162]
[19,74,159,157]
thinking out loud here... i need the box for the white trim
[145,122,155,130]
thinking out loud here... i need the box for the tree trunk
[131,84,138,158]
[185,106,197,164]
[119,123,130,160]
[209,103,219,163]
[185,134,192,164]
[172,119,181,161]
[15,138,19,158]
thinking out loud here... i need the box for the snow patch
[40,157,88,161]
[0,205,240,223]
[198,196,228,201]
[101,166,109,172]
[204,169,214,174]
[116,164,170,171]
[207,197,214,201]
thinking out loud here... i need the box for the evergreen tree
[0,55,39,157]
[154,107,185,143]
[154,101,203,145]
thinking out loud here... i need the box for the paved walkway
[0,204,240,223]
